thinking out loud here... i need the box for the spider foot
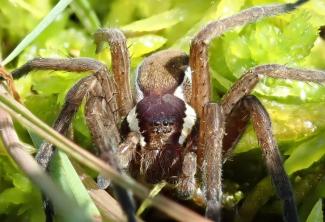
[206,199,222,222]
[97,175,111,190]
[176,176,196,199]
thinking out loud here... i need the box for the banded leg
[190,0,308,117]
[94,28,133,116]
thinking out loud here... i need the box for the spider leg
[12,58,117,165]
[36,75,97,168]
[84,80,137,222]
[221,64,325,116]
[116,132,140,172]
[176,151,197,199]
[218,64,325,221]
[200,103,225,222]
[189,0,307,117]
[222,97,251,156]
[188,1,304,213]
[190,3,309,216]
[12,58,136,222]
[94,28,133,116]
[221,95,298,221]
[228,96,298,222]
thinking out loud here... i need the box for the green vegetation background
[0,0,325,221]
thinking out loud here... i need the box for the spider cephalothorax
[125,50,196,183]
[10,0,325,221]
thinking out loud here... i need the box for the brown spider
[10,0,325,221]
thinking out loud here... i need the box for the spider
[8,0,325,221]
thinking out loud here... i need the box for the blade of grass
[1,0,73,66]
[136,181,167,216]
[306,199,323,222]
[72,161,128,222]
[71,0,101,33]
[0,107,94,222]
[0,84,210,222]
[51,150,102,221]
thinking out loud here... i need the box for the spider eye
[162,120,168,126]
[153,121,160,126]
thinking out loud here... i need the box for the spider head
[136,94,186,149]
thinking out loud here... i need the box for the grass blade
[71,0,101,33]
[0,106,94,222]
[1,0,73,66]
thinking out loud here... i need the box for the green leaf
[235,99,325,154]
[0,188,27,213]
[0,155,44,221]
[104,0,137,26]
[122,9,185,33]
[174,0,245,51]
[306,199,323,222]
[137,181,166,216]
[0,0,51,46]
[285,131,325,175]
[50,151,101,220]
[128,35,167,58]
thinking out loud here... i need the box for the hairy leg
[200,103,225,222]
[222,95,298,222]
[116,132,140,172]
[94,28,133,116]
[218,65,325,222]
[189,0,308,117]
[221,64,325,116]
[189,3,309,219]
[36,75,97,168]
[247,96,298,222]
[222,98,250,155]
[12,58,136,221]
[176,151,197,199]
[12,58,115,167]
[84,79,137,222]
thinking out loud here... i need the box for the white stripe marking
[179,103,196,145]
[127,106,146,147]
[174,66,192,101]
[173,66,196,144]
[135,65,144,102]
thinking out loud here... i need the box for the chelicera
[9,0,325,221]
